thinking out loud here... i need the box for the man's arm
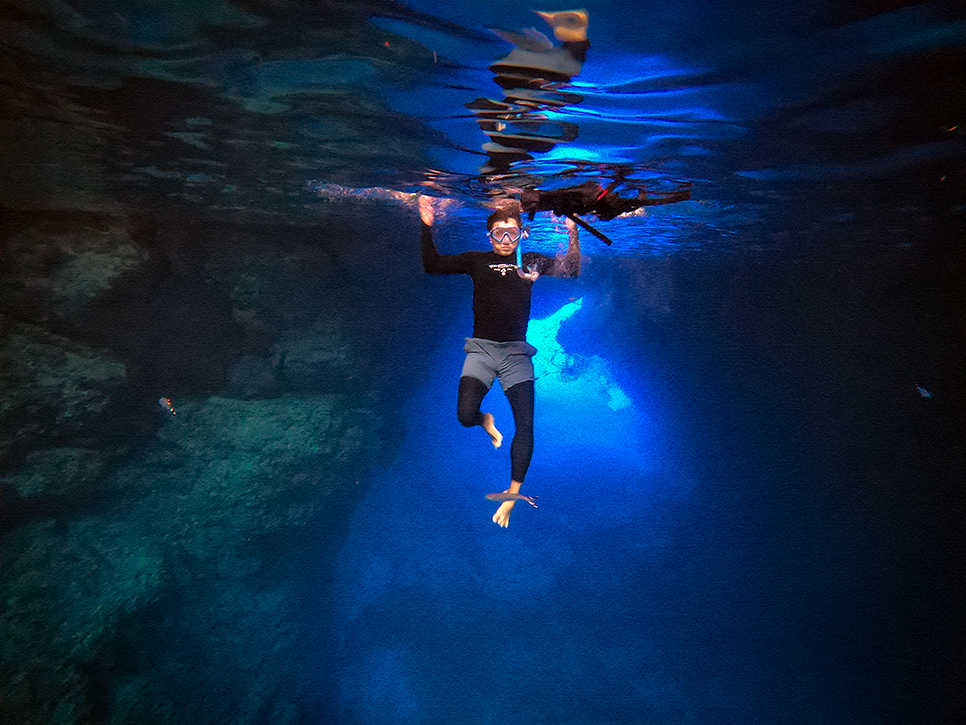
[419,196,470,275]
[545,217,581,277]
[418,194,435,227]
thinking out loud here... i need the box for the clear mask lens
[489,227,527,243]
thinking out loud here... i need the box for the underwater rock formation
[0,3,513,719]
[0,387,383,723]
[0,205,407,722]
[0,320,127,469]
[0,309,389,723]
[0,214,146,319]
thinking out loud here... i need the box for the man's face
[489,220,521,257]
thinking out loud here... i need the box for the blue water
[317,240,960,724]
[1,0,963,723]
[329,324,694,724]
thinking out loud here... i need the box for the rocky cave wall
[0,197,428,723]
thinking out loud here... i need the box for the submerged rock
[273,329,353,393]
[6,447,104,498]
[0,319,127,466]
[0,215,146,319]
[226,354,278,398]
[0,382,386,724]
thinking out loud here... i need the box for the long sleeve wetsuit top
[421,223,579,342]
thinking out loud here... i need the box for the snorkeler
[418,195,580,527]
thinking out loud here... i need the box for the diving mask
[488,226,529,243]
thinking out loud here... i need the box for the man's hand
[418,195,435,226]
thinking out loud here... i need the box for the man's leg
[506,380,535,484]
[492,380,535,528]
[457,376,502,448]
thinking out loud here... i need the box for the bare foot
[481,412,502,449]
[492,500,516,528]
[491,480,529,528]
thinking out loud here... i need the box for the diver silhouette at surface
[521,176,693,245]
[418,195,580,528]
[467,10,590,175]
[462,10,691,246]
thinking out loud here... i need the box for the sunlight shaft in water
[528,298,631,412]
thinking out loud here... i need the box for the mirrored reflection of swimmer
[418,195,580,527]
[467,10,590,175]
[520,176,694,245]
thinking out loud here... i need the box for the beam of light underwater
[527,298,631,413]
[523,296,665,467]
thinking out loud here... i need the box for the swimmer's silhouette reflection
[467,10,590,175]
[456,9,692,246]
[521,177,693,245]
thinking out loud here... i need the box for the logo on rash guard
[489,263,518,277]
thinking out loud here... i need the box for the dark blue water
[316,236,961,725]
[0,1,963,723]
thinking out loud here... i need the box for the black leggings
[457,376,535,484]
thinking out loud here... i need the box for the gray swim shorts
[461,337,538,392]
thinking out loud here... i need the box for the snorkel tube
[515,225,530,268]
[514,226,537,281]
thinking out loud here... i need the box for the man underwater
[418,195,580,527]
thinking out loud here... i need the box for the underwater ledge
[0,199,414,724]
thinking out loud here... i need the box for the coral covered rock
[0,320,127,466]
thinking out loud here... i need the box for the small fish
[915,385,932,399]
[485,492,538,508]
[158,397,177,414]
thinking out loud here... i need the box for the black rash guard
[421,223,578,342]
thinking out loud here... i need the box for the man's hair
[487,201,523,230]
